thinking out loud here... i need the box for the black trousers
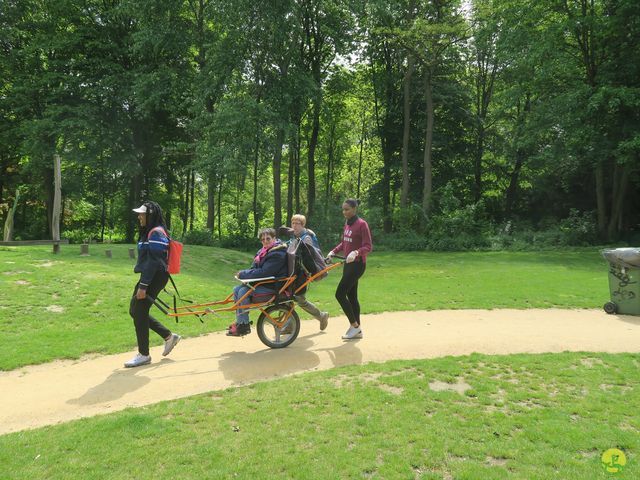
[335,261,366,326]
[129,271,171,356]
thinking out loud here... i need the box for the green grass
[1,246,635,478]
[0,245,609,370]
[1,352,638,479]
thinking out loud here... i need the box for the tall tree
[298,0,354,223]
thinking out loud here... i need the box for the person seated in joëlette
[227,228,288,337]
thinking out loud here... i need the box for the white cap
[132,204,147,213]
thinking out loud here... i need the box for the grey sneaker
[319,312,329,331]
[341,326,363,340]
[162,333,181,356]
[124,353,151,368]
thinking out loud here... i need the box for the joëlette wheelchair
[151,242,343,349]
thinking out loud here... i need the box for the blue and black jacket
[238,242,288,290]
[134,227,169,289]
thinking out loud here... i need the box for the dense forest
[1,0,638,249]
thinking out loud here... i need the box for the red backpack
[149,226,183,274]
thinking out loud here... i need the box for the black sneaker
[227,322,251,337]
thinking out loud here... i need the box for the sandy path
[2,309,639,436]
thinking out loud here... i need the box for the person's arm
[356,220,372,257]
[137,228,169,298]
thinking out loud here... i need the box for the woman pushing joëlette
[327,198,372,340]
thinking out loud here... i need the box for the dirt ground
[2,308,639,436]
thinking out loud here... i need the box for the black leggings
[335,261,366,326]
[129,271,171,356]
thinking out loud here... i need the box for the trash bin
[601,248,640,315]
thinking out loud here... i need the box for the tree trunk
[371,51,393,233]
[182,171,190,236]
[325,122,335,213]
[217,173,223,239]
[472,38,497,203]
[235,171,242,221]
[594,162,607,237]
[0,156,6,224]
[51,154,61,241]
[421,73,435,225]
[473,127,485,203]
[357,115,366,200]
[44,165,54,238]
[307,95,321,222]
[60,196,66,239]
[273,127,285,229]
[99,157,106,242]
[3,189,20,242]
[189,169,195,231]
[287,138,294,224]
[127,174,142,242]
[207,170,216,231]
[607,162,630,241]
[166,169,174,231]
[505,148,526,217]
[401,54,414,207]
[295,123,301,214]
[253,129,260,238]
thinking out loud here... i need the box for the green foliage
[424,183,492,251]
[181,228,216,246]
[375,231,430,251]
[376,206,599,252]
[62,228,99,245]
[558,210,599,246]
[0,0,638,246]
[490,211,599,250]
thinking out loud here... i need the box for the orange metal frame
[164,260,344,320]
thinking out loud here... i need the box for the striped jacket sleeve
[139,228,169,288]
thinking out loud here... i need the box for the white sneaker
[162,333,181,356]
[319,312,329,331]
[341,326,363,340]
[124,353,151,368]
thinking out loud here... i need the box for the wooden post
[53,242,60,254]
[105,249,112,258]
[128,248,136,259]
[80,244,89,256]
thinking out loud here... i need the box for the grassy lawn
[0,245,609,370]
[1,352,637,479]
[2,245,637,478]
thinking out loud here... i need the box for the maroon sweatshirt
[330,216,373,263]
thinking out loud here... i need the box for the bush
[375,232,429,251]
[219,235,260,251]
[62,228,101,244]
[181,229,217,246]
[425,190,492,251]
[489,211,598,250]
[558,209,598,245]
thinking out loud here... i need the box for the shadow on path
[314,339,363,367]
[218,337,320,384]
[66,361,174,406]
